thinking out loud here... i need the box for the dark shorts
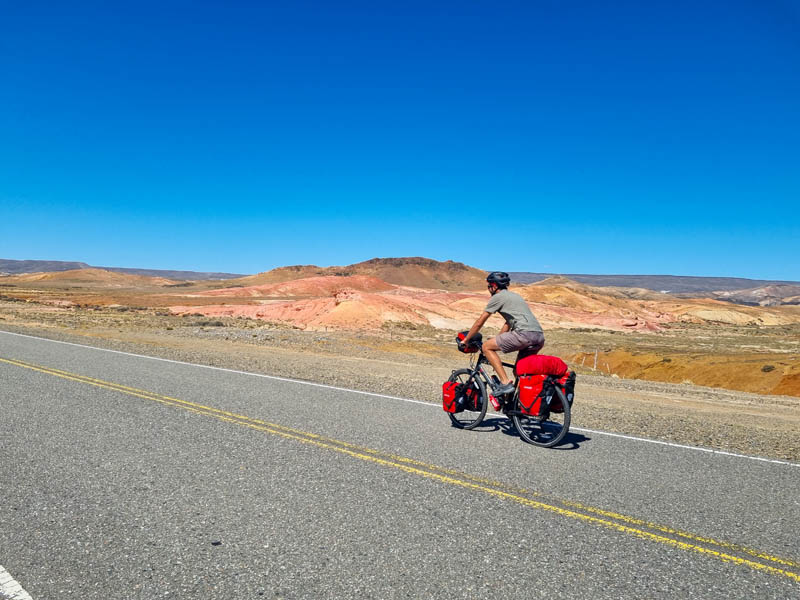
[495,330,545,354]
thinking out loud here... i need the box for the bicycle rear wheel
[447,369,488,430]
[511,386,571,447]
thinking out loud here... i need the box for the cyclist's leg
[482,337,510,384]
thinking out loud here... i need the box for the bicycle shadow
[472,416,590,450]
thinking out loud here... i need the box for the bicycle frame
[464,351,518,402]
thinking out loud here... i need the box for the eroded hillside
[2,259,799,397]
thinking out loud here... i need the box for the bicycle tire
[511,385,571,447]
[447,368,488,430]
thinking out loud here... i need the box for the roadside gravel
[1,321,798,462]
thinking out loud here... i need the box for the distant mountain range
[2,258,798,298]
[0,259,244,281]
[708,285,800,307]
[509,272,800,294]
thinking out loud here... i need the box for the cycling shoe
[493,382,515,396]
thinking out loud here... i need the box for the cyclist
[459,271,545,396]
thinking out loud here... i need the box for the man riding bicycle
[459,272,545,397]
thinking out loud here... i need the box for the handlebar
[456,339,516,369]
[458,340,482,350]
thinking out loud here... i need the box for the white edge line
[0,565,33,600]
[2,329,798,469]
[567,426,799,467]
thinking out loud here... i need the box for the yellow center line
[3,356,799,583]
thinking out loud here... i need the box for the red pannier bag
[518,374,548,416]
[443,380,479,412]
[464,386,478,410]
[442,381,462,413]
[515,355,573,416]
[548,371,576,413]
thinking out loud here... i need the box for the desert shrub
[761,364,775,372]
[382,321,420,330]
[197,320,225,327]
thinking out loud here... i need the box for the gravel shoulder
[1,314,798,463]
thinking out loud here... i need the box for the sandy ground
[1,301,798,462]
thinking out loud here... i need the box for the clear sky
[2,0,798,279]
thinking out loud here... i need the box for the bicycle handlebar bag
[455,331,482,353]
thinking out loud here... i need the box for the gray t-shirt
[484,289,543,333]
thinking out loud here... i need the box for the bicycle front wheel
[511,386,571,447]
[447,368,488,430]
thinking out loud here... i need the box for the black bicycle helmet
[486,271,510,288]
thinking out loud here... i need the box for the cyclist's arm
[499,322,510,334]
[463,312,491,344]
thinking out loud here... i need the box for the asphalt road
[1,331,799,599]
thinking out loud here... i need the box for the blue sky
[2,0,798,279]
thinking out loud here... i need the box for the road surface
[1,330,798,598]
